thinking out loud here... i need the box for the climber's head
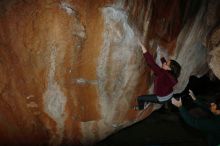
[162,59,181,79]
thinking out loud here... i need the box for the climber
[171,90,220,146]
[133,41,181,110]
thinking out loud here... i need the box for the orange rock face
[0,0,219,145]
[0,0,151,145]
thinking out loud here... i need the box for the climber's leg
[134,94,159,110]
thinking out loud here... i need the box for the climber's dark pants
[137,94,167,110]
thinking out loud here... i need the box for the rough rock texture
[0,0,219,145]
[173,0,220,92]
[206,3,220,81]
[208,26,220,79]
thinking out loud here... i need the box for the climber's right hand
[138,40,147,53]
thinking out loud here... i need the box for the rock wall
[0,0,219,145]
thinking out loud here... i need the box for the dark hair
[169,60,181,79]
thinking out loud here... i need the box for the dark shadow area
[95,74,220,146]
[95,110,207,146]
[174,74,220,111]
[177,74,220,97]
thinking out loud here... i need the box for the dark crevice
[174,74,220,110]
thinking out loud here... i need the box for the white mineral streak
[96,3,145,142]
[173,2,209,93]
[43,47,67,146]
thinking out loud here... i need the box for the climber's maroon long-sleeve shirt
[143,52,177,97]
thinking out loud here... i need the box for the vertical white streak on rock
[98,6,143,127]
[143,0,152,39]
[173,2,209,93]
[43,47,67,146]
